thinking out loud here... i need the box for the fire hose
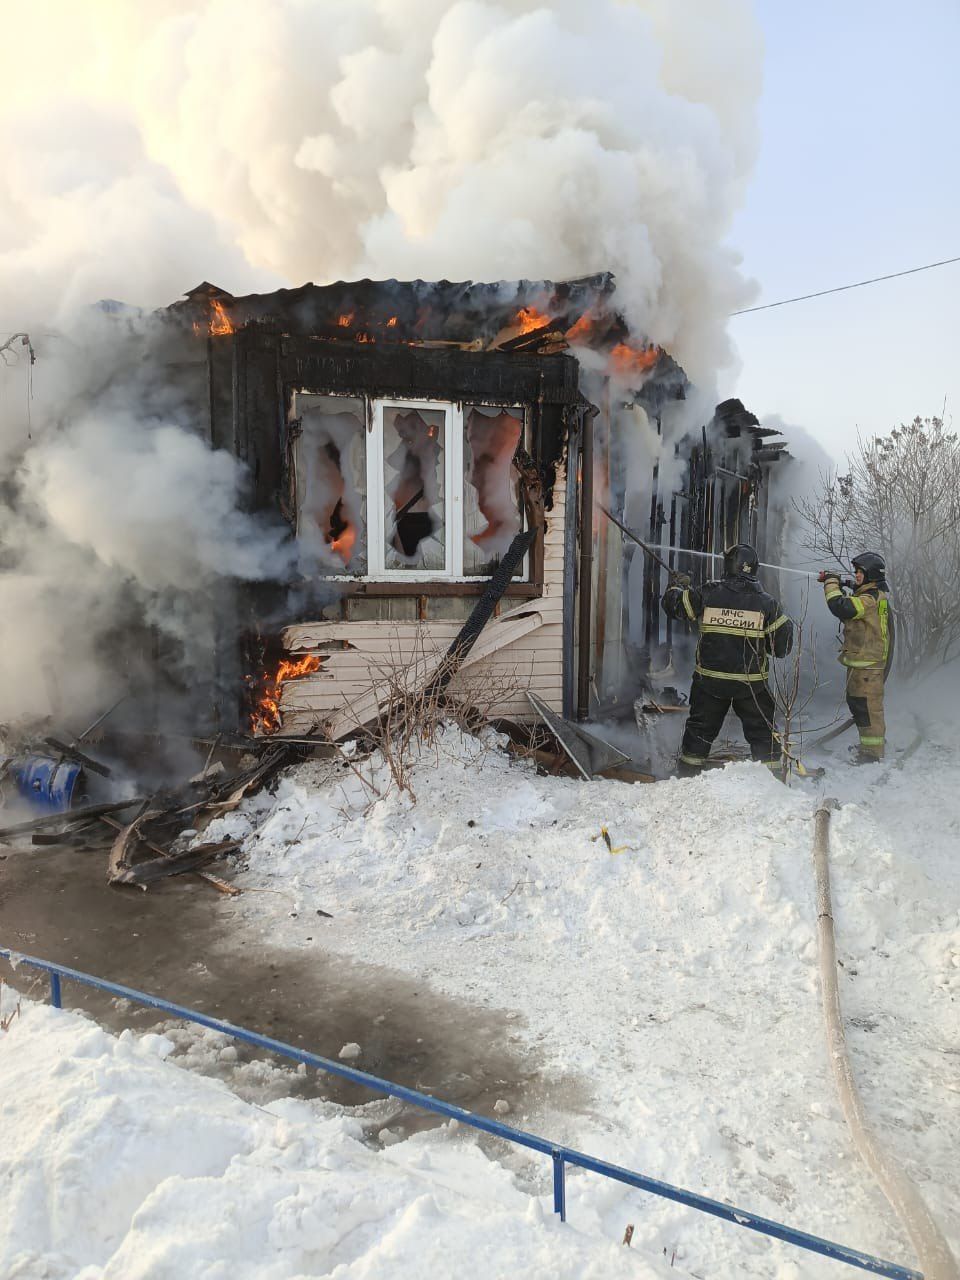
[599,506,849,582]
[811,802,958,1280]
[597,506,899,755]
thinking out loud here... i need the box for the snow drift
[0,993,672,1279]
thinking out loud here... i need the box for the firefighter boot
[675,756,705,778]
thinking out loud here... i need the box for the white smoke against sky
[1,0,761,379]
[0,0,763,726]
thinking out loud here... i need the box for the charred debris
[0,274,790,889]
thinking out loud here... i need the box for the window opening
[382,405,447,572]
[293,395,532,583]
[294,395,367,573]
[463,405,524,576]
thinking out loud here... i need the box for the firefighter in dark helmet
[818,551,892,763]
[662,543,794,775]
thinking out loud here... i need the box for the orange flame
[329,522,357,564]
[565,310,599,344]
[608,342,661,379]
[251,653,323,736]
[386,315,398,328]
[514,306,551,334]
[209,299,234,336]
[338,312,354,328]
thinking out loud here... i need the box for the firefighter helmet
[851,550,886,583]
[723,542,759,577]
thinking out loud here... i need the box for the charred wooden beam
[576,406,596,721]
[427,526,538,701]
[496,321,568,353]
[104,745,297,888]
[0,797,145,842]
[514,448,545,532]
[100,814,240,895]
[110,839,241,887]
[43,737,112,778]
[108,807,154,881]
[278,339,581,408]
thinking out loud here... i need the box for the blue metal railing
[0,946,921,1280]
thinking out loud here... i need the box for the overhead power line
[731,255,960,316]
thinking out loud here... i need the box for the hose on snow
[811,801,958,1280]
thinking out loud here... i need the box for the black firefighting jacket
[662,573,794,685]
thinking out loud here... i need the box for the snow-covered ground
[2,693,957,1278]
[0,994,672,1280]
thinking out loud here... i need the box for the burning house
[152,276,788,742]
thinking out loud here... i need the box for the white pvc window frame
[367,398,463,581]
[292,391,529,584]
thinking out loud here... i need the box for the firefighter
[818,551,892,763]
[662,544,794,775]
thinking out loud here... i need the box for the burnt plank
[0,797,146,841]
[110,839,241,887]
[279,339,580,407]
[43,738,112,778]
[236,327,285,511]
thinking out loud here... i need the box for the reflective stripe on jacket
[662,575,794,682]
[822,578,890,669]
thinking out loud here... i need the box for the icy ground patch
[207,712,959,1277]
[0,994,668,1279]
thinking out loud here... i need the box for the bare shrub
[766,587,829,779]
[0,986,21,1032]
[331,633,530,801]
[796,416,960,676]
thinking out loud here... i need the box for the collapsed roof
[168,274,687,402]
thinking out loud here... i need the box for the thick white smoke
[0,315,297,728]
[1,0,761,375]
[0,0,763,727]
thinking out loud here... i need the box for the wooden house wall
[278,466,567,736]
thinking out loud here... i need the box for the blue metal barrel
[12,755,82,813]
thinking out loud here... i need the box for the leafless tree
[795,416,960,677]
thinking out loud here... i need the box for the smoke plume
[0,0,764,728]
[1,0,761,373]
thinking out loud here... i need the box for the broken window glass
[382,405,446,571]
[293,395,367,574]
[463,406,524,576]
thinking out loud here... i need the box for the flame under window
[293,394,527,581]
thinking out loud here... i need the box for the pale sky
[723,0,959,463]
